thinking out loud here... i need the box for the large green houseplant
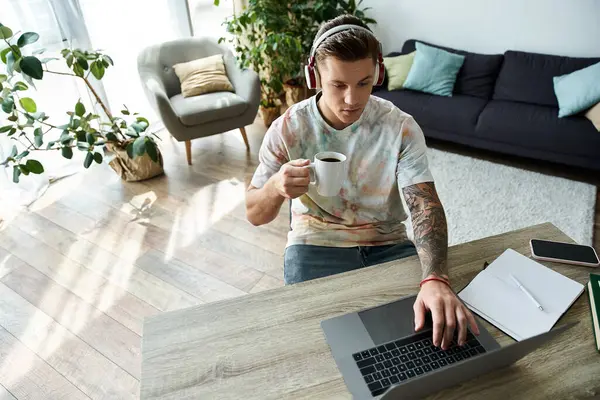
[0,23,162,183]
[218,0,304,126]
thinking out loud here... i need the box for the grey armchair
[137,38,260,165]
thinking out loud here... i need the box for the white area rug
[425,149,596,246]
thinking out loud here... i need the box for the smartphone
[530,239,600,267]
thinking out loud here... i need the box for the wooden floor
[0,118,597,400]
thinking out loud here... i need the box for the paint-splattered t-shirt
[250,93,434,248]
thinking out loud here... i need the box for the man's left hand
[413,278,480,350]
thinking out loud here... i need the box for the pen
[509,274,544,311]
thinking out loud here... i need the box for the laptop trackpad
[358,296,433,345]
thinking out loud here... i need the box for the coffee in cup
[306,151,347,197]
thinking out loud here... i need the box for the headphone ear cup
[305,65,316,90]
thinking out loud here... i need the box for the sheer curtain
[0,0,194,210]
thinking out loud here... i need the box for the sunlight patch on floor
[163,178,245,261]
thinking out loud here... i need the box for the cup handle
[307,162,317,185]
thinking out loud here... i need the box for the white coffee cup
[306,151,347,197]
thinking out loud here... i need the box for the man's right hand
[273,159,311,199]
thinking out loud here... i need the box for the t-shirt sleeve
[250,117,290,189]
[396,117,434,189]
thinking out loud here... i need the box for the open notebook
[458,249,585,341]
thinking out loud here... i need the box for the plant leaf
[12,166,20,183]
[145,138,158,162]
[83,152,93,168]
[17,32,39,47]
[0,125,12,133]
[16,150,29,160]
[34,127,43,147]
[61,146,73,159]
[72,63,84,77]
[75,101,85,117]
[126,141,134,158]
[19,97,36,112]
[93,152,103,164]
[18,164,30,175]
[86,132,95,145]
[20,56,43,79]
[22,73,36,89]
[6,52,15,75]
[0,48,10,64]
[76,57,88,70]
[0,74,6,83]
[2,97,14,113]
[90,61,104,80]
[66,53,74,67]
[105,132,118,142]
[0,26,13,40]
[13,81,28,91]
[132,136,146,157]
[25,159,44,174]
[9,145,17,158]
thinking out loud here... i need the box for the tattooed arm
[402,182,449,281]
[402,182,479,350]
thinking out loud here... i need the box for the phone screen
[531,239,599,264]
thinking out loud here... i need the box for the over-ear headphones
[304,24,385,90]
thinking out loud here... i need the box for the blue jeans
[283,242,418,285]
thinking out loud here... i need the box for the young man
[245,15,478,350]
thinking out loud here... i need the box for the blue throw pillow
[553,61,600,118]
[403,42,466,97]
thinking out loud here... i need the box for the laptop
[321,293,575,399]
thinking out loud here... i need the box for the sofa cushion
[172,54,234,98]
[493,51,600,108]
[170,91,247,126]
[475,100,600,158]
[553,61,600,117]
[403,42,465,97]
[373,89,488,136]
[402,39,503,99]
[383,51,416,91]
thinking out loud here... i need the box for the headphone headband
[304,23,385,89]
[309,24,380,59]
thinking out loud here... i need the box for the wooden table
[140,223,600,399]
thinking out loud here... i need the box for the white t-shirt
[251,93,434,248]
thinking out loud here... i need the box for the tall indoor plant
[218,0,304,126]
[0,23,162,183]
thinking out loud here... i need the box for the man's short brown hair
[314,14,379,68]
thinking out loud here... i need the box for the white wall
[366,0,600,57]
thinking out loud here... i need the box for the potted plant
[218,0,304,126]
[0,23,162,183]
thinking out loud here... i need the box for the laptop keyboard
[352,329,486,397]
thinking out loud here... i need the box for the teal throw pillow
[403,42,465,97]
[553,61,600,118]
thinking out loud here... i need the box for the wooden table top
[140,223,600,399]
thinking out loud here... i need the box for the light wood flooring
[0,118,597,399]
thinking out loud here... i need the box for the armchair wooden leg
[185,140,192,165]
[239,127,250,151]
